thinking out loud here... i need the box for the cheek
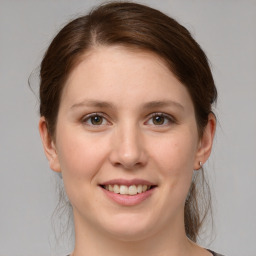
[149,130,198,196]
[57,128,105,172]
[55,129,109,197]
[151,131,198,173]
[55,131,111,213]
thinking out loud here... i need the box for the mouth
[99,181,157,206]
[100,184,156,196]
[99,179,157,206]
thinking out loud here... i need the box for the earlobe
[194,113,216,170]
[38,117,61,173]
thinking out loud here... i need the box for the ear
[38,117,61,173]
[194,113,216,170]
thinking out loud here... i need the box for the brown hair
[40,1,217,242]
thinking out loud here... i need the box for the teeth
[128,185,137,195]
[109,185,113,192]
[120,185,128,195]
[113,184,120,194]
[137,185,142,193]
[104,184,152,195]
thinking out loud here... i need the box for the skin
[39,46,216,256]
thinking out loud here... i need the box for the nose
[109,123,148,170]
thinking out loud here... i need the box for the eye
[146,113,174,126]
[82,113,108,126]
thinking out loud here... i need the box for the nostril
[111,158,145,170]
[108,135,148,169]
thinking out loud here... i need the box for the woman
[38,2,223,256]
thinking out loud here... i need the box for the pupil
[92,116,102,125]
[154,116,164,125]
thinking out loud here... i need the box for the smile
[103,184,152,196]
[99,179,157,206]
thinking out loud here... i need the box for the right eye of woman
[82,113,109,126]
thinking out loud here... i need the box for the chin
[99,212,156,241]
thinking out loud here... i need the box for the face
[40,46,211,241]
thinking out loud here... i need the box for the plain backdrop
[0,0,255,256]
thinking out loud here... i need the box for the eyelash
[81,112,175,127]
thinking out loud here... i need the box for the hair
[39,1,217,242]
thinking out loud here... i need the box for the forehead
[65,45,172,85]
[60,46,194,112]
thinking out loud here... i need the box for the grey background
[0,0,255,256]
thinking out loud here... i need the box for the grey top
[67,249,224,256]
[208,249,225,256]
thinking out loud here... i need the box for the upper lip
[100,179,156,186]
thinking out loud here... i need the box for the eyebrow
[142,100,184,110]
[70,99,184,111]
[70,100,115,110]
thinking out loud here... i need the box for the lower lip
[100,186,156,206]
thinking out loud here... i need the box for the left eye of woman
[146,113,174,126]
